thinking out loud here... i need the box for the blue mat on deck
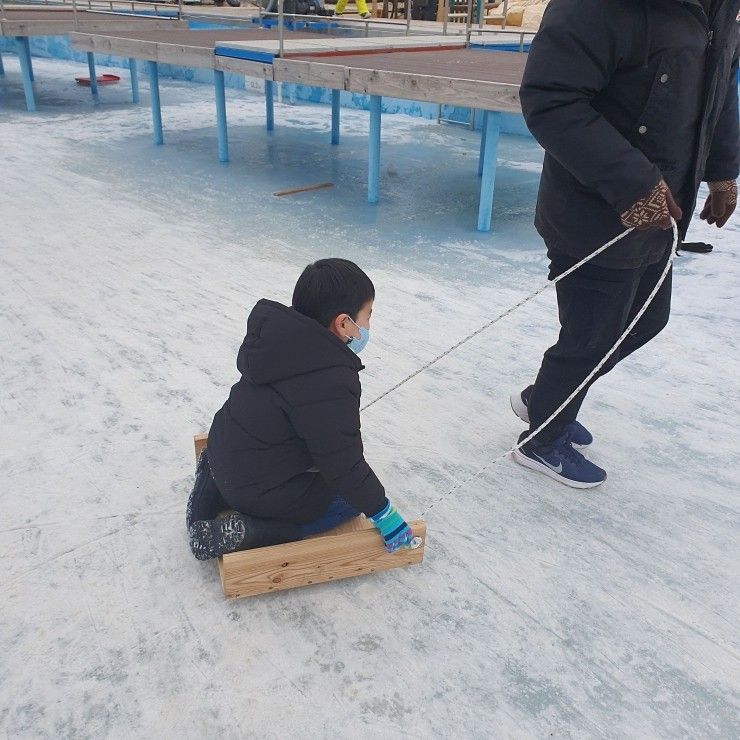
[215,45,277,63]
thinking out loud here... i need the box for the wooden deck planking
[68,26,523,111]
[0,10,186,37]
[70,28,341,68]
[273,50,524,110]
[290,48,526,85]
[272,58,346,88]
[217,34,466,58]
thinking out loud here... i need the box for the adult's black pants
[528,240,673,445]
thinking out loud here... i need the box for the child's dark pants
[187,450,359,540]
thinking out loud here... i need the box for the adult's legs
[335,0,368,13]
[527,264,643,444]
[527,245,673,444]
[612,247,672,363]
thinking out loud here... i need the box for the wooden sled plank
[193,433,426,598]
[194,433,209,462]
[218,519,426,598]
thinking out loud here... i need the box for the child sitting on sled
[187,258,415,560]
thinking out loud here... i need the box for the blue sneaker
[512,431,606,489]
[510,385,593,448]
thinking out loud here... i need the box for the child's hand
[369,500,415,553]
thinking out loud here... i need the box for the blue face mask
[345,317,370,354]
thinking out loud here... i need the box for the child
[187,258,415,560]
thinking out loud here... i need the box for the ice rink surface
[1,57,739,738]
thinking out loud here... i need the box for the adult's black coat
[520,0,740,269]
[206,300,386,523]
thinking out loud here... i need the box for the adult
[511,0,739,487]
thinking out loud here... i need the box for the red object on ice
[75,74,121,87]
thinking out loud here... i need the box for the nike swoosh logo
[532,452,563,474]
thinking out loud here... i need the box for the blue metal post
[23,37,34,82]
[148,60,164,145]
[331,88,340,145]
[86,52,98,96]
[265,80,274,132]
[15,37,36,112]
[214,69,228,163]
[478,110,489,176]
[129,58,139,104]
[477,111,501,232]
[0,51,4,77]
[368,94,382,204]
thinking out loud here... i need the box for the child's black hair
[292,258,375,328]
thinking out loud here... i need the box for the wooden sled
[192,434,426,598]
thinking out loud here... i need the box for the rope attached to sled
[360,226,638,414]
[360,220,679,518]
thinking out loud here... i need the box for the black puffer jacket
[521,0,740,269]
[206,300,386,522]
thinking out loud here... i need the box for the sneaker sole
[510,391,530,424]
[511,449,605,489]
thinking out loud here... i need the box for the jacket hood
[237,299,363,385]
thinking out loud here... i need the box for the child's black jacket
[207,299,386,523]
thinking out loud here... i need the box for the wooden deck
[0,9,186,37]
[215,34,466,60]
[70,26,523,111]
[71,28,344,71]
[272,48,524,111]
[65,27,522,229]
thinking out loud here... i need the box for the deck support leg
[477,111,500,232]
[368,94,382,204]
[478,109,488,176]
[23,37,34,82]
[129,58,139,104]
[214,69,229,163]
[15,37,36,112]
[148,60,163,145]
[331,88,340,145]
[86,52,98,97]
[265,79,274,132]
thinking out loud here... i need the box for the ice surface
[1,56,739,739]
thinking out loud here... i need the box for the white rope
[361,225,637,413]
[417,220,679,517]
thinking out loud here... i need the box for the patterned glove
[620,180,683,231]
[369,500,414,553]
[700,180,737,229]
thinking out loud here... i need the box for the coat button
[638,125,648,134]
[660,73,669,83]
